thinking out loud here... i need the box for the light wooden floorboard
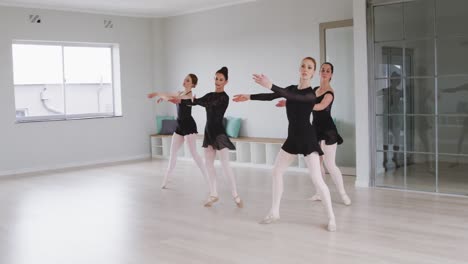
[0,159,467,264]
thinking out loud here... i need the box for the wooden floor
[0,159,467,264]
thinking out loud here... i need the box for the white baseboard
[166,156,356,176]
[0,154,151,177]
[355,178,370,188]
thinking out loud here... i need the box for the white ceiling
[0,0,256,17]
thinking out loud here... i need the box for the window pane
[406,153,436,192]
[64,47,113,115]
[438,155,468,195]
[406,116,435,153]
[376,115,404,151]
[405,39,435,77]
[404,0,435,40]
[375,151,405,188]
[437,37,468,75]
[406,78,435,115]
[438,76,468,115]
[436,0,468,37]
[374,4,403,42]
[438,115,468,155]
[374,42,403,79]
[375,79,404,115]
[12,44,64,118]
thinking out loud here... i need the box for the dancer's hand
[253,74,273,89]
[233,94,250,102]
[147,92,158,99]
[276,100,286,107]
[156,98,164,103]
[168,98,181,104]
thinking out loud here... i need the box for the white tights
[311,141,351,205]
[203,146,239,198]
[267,149,335,223]
[161,133,208,188]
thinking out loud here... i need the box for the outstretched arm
[174,93,225,108]
[233,91,281,102]
[170,94,193,100]
[252,73,317,103]
[147,91,180,99]
[443,83,468,93]
[313,93,333,111]
[250,92,282,101]
[148,91,192,103]
[270,85,317,103]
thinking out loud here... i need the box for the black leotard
[250,84,323,156]
[174,103,198,136]
[312,87,343,145]
[182,91,235,150]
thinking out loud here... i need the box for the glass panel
[375,151,405,188]
[406,116,435,153]
[374,42,403,79]
[436,0,468,37]
[376,115,404,151]
[437,37,468,76]
[375,79,404,115]
[12,44,64,119]
[404,0,435,40]
[64,47,113,115]
[438,76,468,114]
[406,78,435,115]
[405,39,435,77]
[406,153,436,192]
[438,115,468,155]
[374,4,404,42]
[325,26,356,167]
[438,155,468,195]
[372,0,468,195]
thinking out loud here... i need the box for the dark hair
[302,57,317,71]
[216,66,229,80]
[321,62,334,73]
[321,62,334,81]
[188,73,198,87]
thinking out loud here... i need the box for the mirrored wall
[369,0,468,195]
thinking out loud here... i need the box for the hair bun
[217,66,229,80]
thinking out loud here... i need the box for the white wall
[353,0,370,187]
[159,0,353,139]
[0,6,159,175]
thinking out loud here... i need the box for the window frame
[12,40,122,123]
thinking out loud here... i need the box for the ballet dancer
[170,67,243,208]
[233,57,337,231]
[276,62,351,205]
[147,74,208,189]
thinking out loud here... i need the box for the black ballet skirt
[182,91,235,150]
[251,85,323,156]
[312,87,343,145]
[174,103,198,136]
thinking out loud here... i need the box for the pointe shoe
[259,214,280,224]
[233,196,243,208]
[308,193,322,201]
[327,219,337,232]
[203,196,219,207]
[341,193,352,206]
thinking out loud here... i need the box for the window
[370,0,468,195]
[12,41,122,122]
